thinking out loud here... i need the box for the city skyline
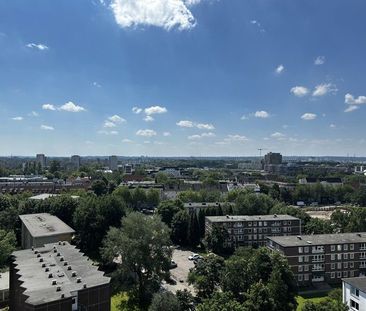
[1,0,366,156]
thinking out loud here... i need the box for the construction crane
[258,148,267,157]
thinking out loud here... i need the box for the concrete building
[343,277,366,311]
[298,177,343,187]
[70,155,81,170]
[124,164,133,175]
[20,213,75,249]
[36,154,46,168]
[109,155,118,171]
[267,232,366,287]
[205,214,301,247]
[9,241,111,311]
[0,272,9,308]
[264,152,282,165]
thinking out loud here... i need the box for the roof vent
[53,248,57,253]
[274,214,277,218]
[49,273,53,278]
[76,277,82,283]
[60,257,64,262]
[297,236,302,240]
[34,250,38,254]
[63,261,68,266]
[39,258,44,262]
[83,284,87,289]
[71,271,77,277]
[63,241,66,245]
[31,247,34,251]
[41,263,46,268]
[56,286,61,292]
[56,252,61,257]
[61,294,65,298]
[37,253,41,258]
[51,279,57,285]
[45,267,50,272]
[67,266,72,271]
[226,215,230,218]
[306,241,312,244]
[58,241,62,245]
[357,233,362,237]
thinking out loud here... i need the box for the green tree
[101,213,172,306]
[188,254,225,299]
[0,229,16,267]
[171,210,190,245]
[148,292,180,311]
[156,200,183,227]
[305,218,334,234]
[91,179,108,196]
[196,292,246,311]
[176,289,194,311]
[188,212,200,247]
[243,281,275,311]
[205,225,229,254]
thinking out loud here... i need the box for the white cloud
[345,93,366,105]
[110,0,199,31]
[136,129,157,137]
[163,131,171,136]
[58,101,86,112]
[108,115,126,123]
[42,104,56,111]
[226,134,248,142]
[144,115,154,122]
[330,124,336,128]
[312,83,337,97]
[92,81,102,88]
[301,113,317,120]
[26,43,49,50]
[98,130,119,135]
[314,56,325,65]
[188,132,215,140]
[177,120,194,128]
[122,138,133,143]
[144,105,167,115]
[344,105,359,113]
[250,20,265,33]
[240,115,249,120]
[275,64,284,74]
[271,132,285,139]
[196,123,215,130]
[12,116,23,121]
[29,111,39,117]
[291,86,309,97]
[104,121,117,128]
[40,124,54,130]
[132,107,143,114]
[254,111,270,118]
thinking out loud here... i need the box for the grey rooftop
[343,277,366,293]
[206,214,299,223]
[19,213,75,238]
[268,232,366,247]
[12,242,110,305]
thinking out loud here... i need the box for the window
[331,272,335,278]
[344,253,348,260]
[298,266,303,272]
[350,253,354,259]
[344,262,348,269]
[331,245,335,252]
[351,300,359,310]
[337,262,342,269]
[331,254,335,260]
[350,262,354,268]
[350,270,355,277]
[238,235,243,241]
[361,243,366,250]
[331,263,335,270]
[304,247,309,253]
[248,222,252,227]
[337,244,342,251]
[298,275,303,281]
[304,274,309,281]
[344,244,348,251]
[299,247,303,253]
[258,222,262,227]
[337,271,342,278]
[253,222,257,226]
[263,222,267,226]
[263,228,267,233]
[351,286,359,297]
[350,244,354,250]
[298,256,303,263]
[304,256,309,262]
[361,252,366,259]
[337,254,342,260]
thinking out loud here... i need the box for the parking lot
[163,248,196,294]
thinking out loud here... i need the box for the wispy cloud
[132,107,143,114]
[26,43,49,50]
[345,93,366,105]
[291,86,309,97]
[163,132,171,136]
[98,130,118,135]
[92,81,102,88]
[271,132,286,139]
[188,132,215,140]
[110,0,200,31]
[42,104,56,111]
[29,111,39,117]
[216,134,249,145]
[275,64,285,74]
[314,56,325,65]
[136,129,157,137]
[122,138,133,143]
[176,120,215,129]
[144,115,154,122]
[312,83,337,97]
[58,102,86,112]
[12,116,23,121]
[254,111,270,118]
[144,105,167,115]
[250,20,265,33]
[40,124,54,130]
[301,113,317,120]
[344,105,359,113]
[176,120,194,128]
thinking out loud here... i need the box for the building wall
[343,282,366,311]
[268,239,366,287]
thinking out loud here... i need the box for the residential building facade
[343,277,366,311]
[267,233,366,287]
[205,214,301,247]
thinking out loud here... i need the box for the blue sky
[1,0,366,156]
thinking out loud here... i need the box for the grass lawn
[296,295,328,310]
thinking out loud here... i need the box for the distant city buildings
[264,152,283,165]
[124,164,133,175]
[9,242,111,311]
[267,233,366,287]
[19,213,75,249]
[299,177,343,187]
[70,155,81,170]
[109,155,118,171]
[205,214,301,247]
[36,154,46,168]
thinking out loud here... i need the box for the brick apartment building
[267,232,366,287]
[205,214,301,247]
[9,241,110,311]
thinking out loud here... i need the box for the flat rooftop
[343,277,366,292]
[184,202,235,208]
[19,213,75,238]
[12,242,110,305]
[0,272,9,291]
[268,232,366,247]
[206,214,299,223]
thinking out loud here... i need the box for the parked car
[170,260,177,269]
[188,253,202,261]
